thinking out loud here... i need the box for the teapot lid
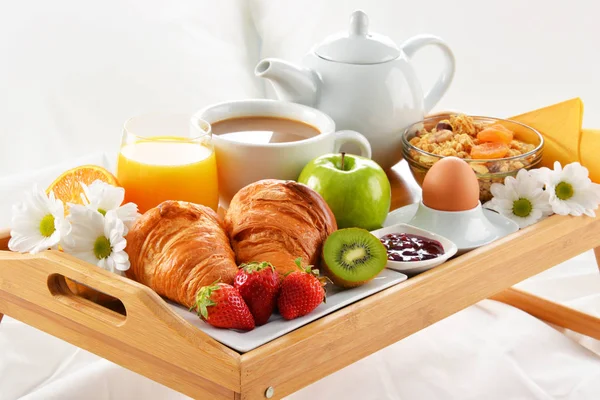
[314,10,400,64]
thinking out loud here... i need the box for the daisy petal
[529,167,551,185]
[9,232,44,253]
[111,250,129,263]
[551,200,573,216]
[97,257,108,270]
[115,203,140,233]
[70,251,100,266]
[104,256,116,272]
[111,237,126,253]
[8,185,69,254]
[115,259,130,271]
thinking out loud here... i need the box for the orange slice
[470,142,510,159]
[477,124,514,144]
[47,165,118,205]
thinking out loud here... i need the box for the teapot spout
[255,58,320,106]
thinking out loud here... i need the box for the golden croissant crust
[125,200,238,308]
[224,180,337,275]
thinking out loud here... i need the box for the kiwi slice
[322,228,388,288]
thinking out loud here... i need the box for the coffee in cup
[211,116,321,144]
[195,99,371,207]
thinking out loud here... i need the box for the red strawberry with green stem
[278,258,328,320]
[234,261,281,326]
[194,282,255,331]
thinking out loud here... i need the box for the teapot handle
[401,35,456,113]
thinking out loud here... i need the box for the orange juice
[117,138,218,213]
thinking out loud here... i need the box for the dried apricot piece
[477,124,514,144]
[470,142,510,159]
[489,123,513,133]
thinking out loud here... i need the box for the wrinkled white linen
[0,0,262,177]
[0,152,114,228]
[1,297,600,400]
[251,0,600,127]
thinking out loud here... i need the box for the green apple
[298,153,391,230]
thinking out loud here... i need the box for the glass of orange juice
[117,113,218,213]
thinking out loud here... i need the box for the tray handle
[0,250,171,331]
[47,269,127,326]
[0,249,243,397]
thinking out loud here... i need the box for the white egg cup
[407,201,506,255]
[371,223,457,275]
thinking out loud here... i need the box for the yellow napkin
[580,128,600,183]
[509,98,599,183]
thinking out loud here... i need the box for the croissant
[224,179,337,275]
[125,200,238,308]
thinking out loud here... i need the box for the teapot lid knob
[349,10,369,36]
[313,10,400,64]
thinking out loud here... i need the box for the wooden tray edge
[237,214,600,399]
[0,242,242,397]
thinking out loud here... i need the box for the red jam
[379,233,444,262]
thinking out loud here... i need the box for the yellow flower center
[512,198,533,218]
[555,181,574,200]
[93,236,112,260]
[39,214,56,237]
[97,208,107,216]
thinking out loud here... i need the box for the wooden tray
[1,162,600,400]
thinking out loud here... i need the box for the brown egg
[422,157,479,211]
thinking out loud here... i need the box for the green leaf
[200,304,208,319]
[194,283,220,320]
[240,261,276,273]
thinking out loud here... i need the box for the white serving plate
[371,223,458,274]
[168,268,407,353]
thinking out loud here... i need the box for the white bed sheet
[2,297,600,400]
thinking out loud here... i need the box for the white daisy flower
[79,180,140,233]
[531,161,600,217]
[8,185,71,254]
[485,169,553,228]
[62,207,130,273]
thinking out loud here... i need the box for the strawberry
[194,282,255,331]
[234,261,281,326]
[278,258,328,320]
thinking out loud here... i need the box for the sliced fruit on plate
[47,165,117,204]
[470,142,510,159]
[477,124,514,144]
[322,228,387,288]
[195,282,255,331]
[278,258,327,320]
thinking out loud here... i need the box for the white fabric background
[0,0,262,177]
[1,0,600,399]
[251,0,600,127]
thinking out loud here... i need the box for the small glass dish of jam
[371,223,457,274]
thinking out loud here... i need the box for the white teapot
[255,10,455,169]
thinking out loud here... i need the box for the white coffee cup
[195,99,371,207]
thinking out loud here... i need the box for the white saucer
[371,223,458,274]
[384,203,519,254]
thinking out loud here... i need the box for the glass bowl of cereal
[402,114,544,202]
